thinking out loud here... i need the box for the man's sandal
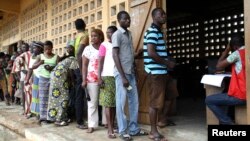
[149,133,168,141]
[131,130,148,136]
[119,134,133,141]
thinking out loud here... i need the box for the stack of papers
[200,74,231,87]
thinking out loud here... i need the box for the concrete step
[0,99,208,141]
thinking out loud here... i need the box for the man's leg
[115,75,128,135]
[148,74,167,138]
[74,69,85,127]
[158,77,178,126]
[2,79,10,106]
[205,93,246,124]
[20,81,25,112]
[127,74,140,135]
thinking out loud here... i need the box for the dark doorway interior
[166,0,244,98]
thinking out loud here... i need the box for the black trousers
[74,69,87,125]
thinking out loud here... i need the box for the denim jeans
[115,73,140,135]
[205,93,246,124]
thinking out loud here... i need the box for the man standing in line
[143,8,175,141]
[73,19,89,129]
[112,11,148,141]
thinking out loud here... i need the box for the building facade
[0,0,129,55]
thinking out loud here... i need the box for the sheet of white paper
[200,74,231,87]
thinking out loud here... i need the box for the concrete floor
[0,97,207,141]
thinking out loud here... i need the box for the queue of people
[0,7,243,141]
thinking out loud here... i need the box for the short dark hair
[107,26,117,33]
[117,11,129,20]
[75,19,86,30]
[230,34,244,47]
[151,7,163,17]
[0,52,5,58]
[44,40,53,47]
[5,54,11,59]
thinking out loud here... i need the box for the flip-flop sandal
[55,121,68,126]
[166,121,176,126]
[76,124,88,129]
[158,121,176,128]
[148,134,168,141]
[153,136,168,141]
[67,119,72,123]
[131,130,148,136]
[108,133,116,139]
[119,134,133,141]
[113,129,118,133]
[86,128,94,133]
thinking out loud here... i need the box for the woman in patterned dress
[47,45,78,126]
[32,41,59,124]
[98,26,117,138]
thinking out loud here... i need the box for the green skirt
[99,76,116,107]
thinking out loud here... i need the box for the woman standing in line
[25,41,44,118]
[47,45,78,126]
[32,41,59,124]
[98,26,117,139]
[82,29,104,133]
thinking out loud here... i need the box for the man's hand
[122,77,129,88]
[166,60,176,69]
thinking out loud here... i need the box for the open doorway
[164,0,244,131]
[166,0,244,98]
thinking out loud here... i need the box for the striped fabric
[24,82,32,115]
[38,76,50,120]
[19,51,31,71]
[143,23,168,74]
[11,56,22,73]
[30,75,39,115]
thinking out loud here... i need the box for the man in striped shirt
[143,8,175,141]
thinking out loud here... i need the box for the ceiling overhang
[0,0,20,14]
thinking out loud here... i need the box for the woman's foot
[108,133,116,139]
[86,128,94,133]
[26,113,33,119]
[55,121,68,126]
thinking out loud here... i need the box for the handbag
[14,89,22,98]
[84,88,91,101]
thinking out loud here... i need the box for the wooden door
[129,0,164,124]
[244,0,250,124]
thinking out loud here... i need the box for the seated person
[205,34,246,125]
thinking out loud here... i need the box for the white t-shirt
[99,41,115,76]
[29,56,40,78]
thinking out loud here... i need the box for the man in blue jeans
[112,11,148,141]
[205,34,246,125]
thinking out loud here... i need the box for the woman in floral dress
[47,45,78,126]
